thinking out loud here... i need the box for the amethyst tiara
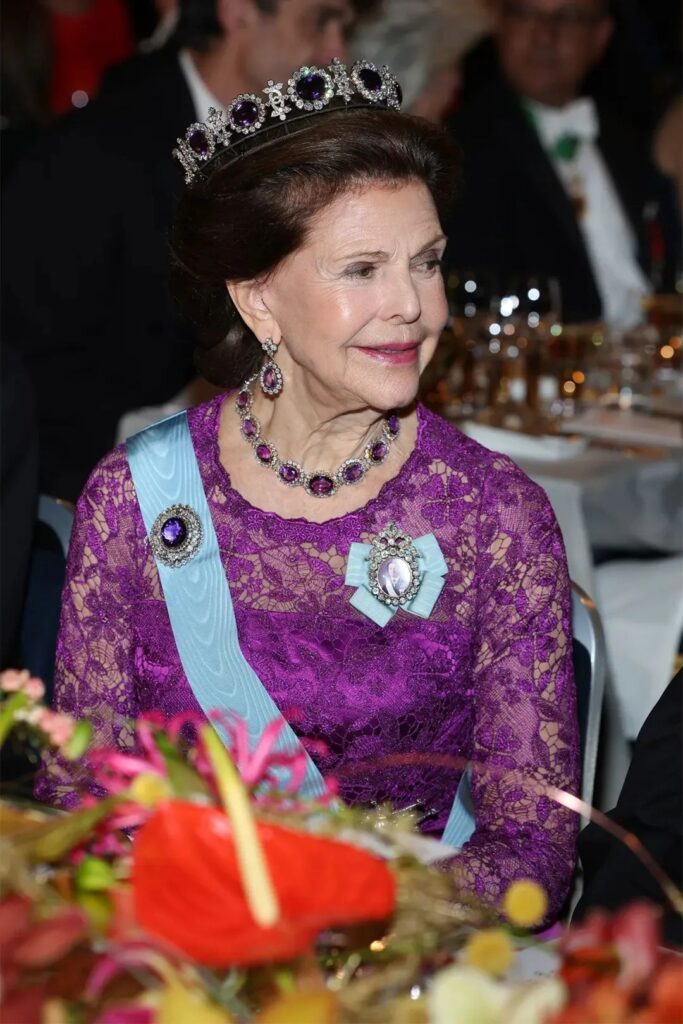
[173,58,402,184]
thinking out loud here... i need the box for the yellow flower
[502,880,549,929]
[157,976,235,1024]
[255,990,340,1023]
[129,772,172,807]
[464,928,514,976]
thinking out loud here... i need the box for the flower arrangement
[0,669,681,1024]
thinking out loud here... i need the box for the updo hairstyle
[170,109,458,387]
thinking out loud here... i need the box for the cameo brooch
[367,523,422,608]
[345,523,448,628]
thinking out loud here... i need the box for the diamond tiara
[173,58,403,184]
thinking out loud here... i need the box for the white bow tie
[533,97,599,145]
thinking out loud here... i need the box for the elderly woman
[39,60,579,919]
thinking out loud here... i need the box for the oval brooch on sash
[150,504,203,568]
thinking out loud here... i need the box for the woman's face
[259,181,448,413]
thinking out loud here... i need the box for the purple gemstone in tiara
[188,129,210,156]
[359,68,383,94]
[351,61,387,103]
[288,65,334,111]
[233,100,259,128]
[227,93,266,135]
[296,72,327,103]
[182,122,216,163]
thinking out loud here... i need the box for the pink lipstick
[356,341,421,365]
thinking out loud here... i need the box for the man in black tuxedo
[574,670,682,949]
[444,0,654,326]
[2,0,353,503]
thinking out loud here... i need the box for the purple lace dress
[38,397,580,918]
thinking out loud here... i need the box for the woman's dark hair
[170,109,459,387]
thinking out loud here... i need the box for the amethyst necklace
[235,376,401,499]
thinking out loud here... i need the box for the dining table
[460,412,683,809]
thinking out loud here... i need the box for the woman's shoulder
[419,405,533,479]
[79,395,224,507]
[66,444,142,554]
[77,442,132,506]
[416,405,554,520]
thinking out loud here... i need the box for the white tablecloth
[517,448,683,592]
[463,419,683,804]
[511,446,682,805]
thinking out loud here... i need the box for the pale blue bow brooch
[345,522,448,627]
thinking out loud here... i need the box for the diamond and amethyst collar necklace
[234,377,401,499]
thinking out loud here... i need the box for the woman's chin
[356,369,422,413]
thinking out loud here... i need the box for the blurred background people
[653,95,683,214]
[1,0,53,176]
[137,0,181,51]
[461,0,682,136]
[349,0,490,123]
[48,0,134,113]
[443,0,671,326]
[1,0,135,177]
[2,0,354,505]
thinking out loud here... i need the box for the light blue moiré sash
[442,769,475,848]
[127,410,325,798]
[126,412,476,845]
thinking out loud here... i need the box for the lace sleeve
[452,456,580,921]
[35,447,144,808]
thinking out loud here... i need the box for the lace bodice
[38,397,580,919]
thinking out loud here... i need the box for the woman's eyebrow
[336,235,447,262]
[336,249,389,261]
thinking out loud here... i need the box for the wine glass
[497,275,562,420]
[505,274,562,334]
[444,269,500,417]
[445,268,498,321]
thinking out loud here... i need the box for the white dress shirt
[178,49,222,124]
[529,97,650,329]
[115,53,224,445]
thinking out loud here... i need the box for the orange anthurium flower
[132,801,395,966]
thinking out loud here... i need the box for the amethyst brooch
[150,504,203,568]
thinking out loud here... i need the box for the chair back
[37,496,74,560]
[571,582,607,811]
[19,497,75,697]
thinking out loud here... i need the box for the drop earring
[259,337,283,396]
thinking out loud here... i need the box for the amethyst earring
[259,337,283,396]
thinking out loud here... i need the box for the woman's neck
[220,382,419,523]
[250,383,387,473]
